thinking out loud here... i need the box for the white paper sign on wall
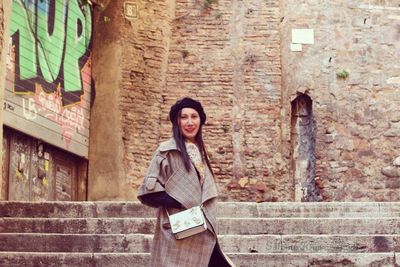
[292,29,314,45]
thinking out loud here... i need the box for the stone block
[381,166,400,177]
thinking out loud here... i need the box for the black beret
[169,97,206,125]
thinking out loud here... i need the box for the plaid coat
[138,138,235,267]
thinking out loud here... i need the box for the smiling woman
[179,107,201,142]
[138,97,235,267]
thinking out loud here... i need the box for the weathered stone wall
[30,0,400,202]
[120,0,175,199]
[89,0,125,200]
[88,0,284,201]
[89,0,175,200]
[159,0,288,201]
[281,0,400,201]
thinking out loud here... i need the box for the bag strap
[166,205,204,218]
[165,208,171,217]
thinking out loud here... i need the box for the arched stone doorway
[290,94,320,201]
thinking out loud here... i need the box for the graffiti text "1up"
[10,0,92,106]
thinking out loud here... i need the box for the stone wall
[89,0,125,200]
[120,0,176,198]
[281,0,400,201]
[159,0,289,201]
[89,0,175,200]
[3,0,399,202]
[90,0,400,202]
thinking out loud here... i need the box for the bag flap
[169,206,205,233]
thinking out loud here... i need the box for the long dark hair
[172,110,214,175]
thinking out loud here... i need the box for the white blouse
[185,142,205,185]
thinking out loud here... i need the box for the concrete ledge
[1,201,400,218]
[229,252,397,267]
[0,233,153,253]
[2,217,400,235]
[1,233,400,253]
[0,202,154,218]
[0,218,156,234]
[223,234,400,254]
[219,217,400,235]
[0,252,397,267]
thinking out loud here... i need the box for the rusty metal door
[53,152,77,201]
[30,140,51,201]
[8,131,32,200]
[1,128,10,200]
[5,128,82,201]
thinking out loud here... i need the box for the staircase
[0,201,399,267]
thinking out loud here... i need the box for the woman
[138,97,235,267]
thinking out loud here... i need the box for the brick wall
[89,0,176,200]
[159,0,289,201]
[118,0,176,194]
[90,0,400,202]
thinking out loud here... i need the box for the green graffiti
[64,0,91,92]
[37,0,67,83]
[9,0,92,104]
[10,0,37,80]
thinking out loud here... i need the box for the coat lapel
[159,138,179,153]
[159,138,218,207]
[165,165,202,208]
[201,166,218,204]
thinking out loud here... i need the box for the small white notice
[292,29,314,44]
[124,2,138,20]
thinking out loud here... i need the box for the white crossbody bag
[166,206,207,239]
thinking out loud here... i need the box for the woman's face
[179,108,200,142]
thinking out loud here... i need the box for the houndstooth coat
[138,138,235,267]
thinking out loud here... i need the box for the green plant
[204,0,218,8]
[336,69,349,79]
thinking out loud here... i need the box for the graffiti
[20,84,86,149]
[22,98,38,120]
[38,91,62,115]
[9,0,92,106]
[5,0,92,153]
[33,86,85,131]
[3,101,15,112]
[62,106,84,130]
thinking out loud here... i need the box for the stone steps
[1,201,400,267]
[2,217,400,234]
[2,201,400,218]
[1,233,400,253]
[0,252,398,267]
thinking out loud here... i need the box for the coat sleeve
[139,191,182,209]
[137,149,181,208]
